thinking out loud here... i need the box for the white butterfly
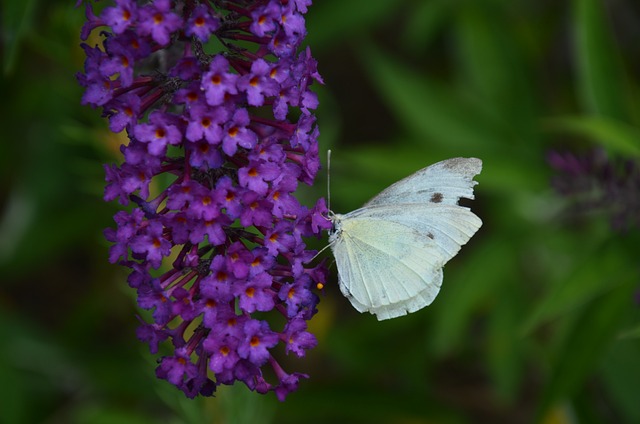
[328,157,482,320]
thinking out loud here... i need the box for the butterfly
[328,157,482,320]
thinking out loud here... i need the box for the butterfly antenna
[308,243,333,263]
[307,150,335,265]
[327,149,332,212]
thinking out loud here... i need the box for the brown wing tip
[441,157,482,175]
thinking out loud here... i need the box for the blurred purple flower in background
[548,148,640,232]
[78,0,330,400]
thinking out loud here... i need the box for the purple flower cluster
[548,149,640,232]
[77,0,330,400]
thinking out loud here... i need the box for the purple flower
[102,0,138,34]
[189,213,230,245]
[237,59,279,106]
[201,256,236,303]
[238,160,281,195]
[548,149,640,231]
[201,55,238,106]
[279,4,306,40]
[77,43,113,106]
[79,0,326,401]
[238,320,279,366]
[137,0,182,46]
[273,79,300,120]
[250,3,280,37]
[214,176,243,218]
[104,209,144,260]
[221,108,257,156]
[187,139,224,169]
[133,111,183,156]
[293,0,312,14]
[155,346,216,398]
[279,279,317,318]
[184,104,227,144]
[236,272,276,313]
[240,190,274,227]
[102,36,135,87]
[264,221,296,256]
[205,333,240,374]
[282,318,317,357]
[225,242,253,279]
[105,93,140,133]
[129,220,172,268]
[136,321,168,354]
[270,357,307,402]
[185,4,219,42]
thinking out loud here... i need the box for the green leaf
[487,287,526,402]
[358,43,554,197]
[360,43,507,153]
[599,340,640,423]
[542,115,640,157]
[477,154,548,194]
[430,237,516,355]
[573,0,634,121]
[305,0,403,49]
[283,380,467,424]
[72,406,158,424]
[453,2,538,146]
[618,325,640,340]
[521,242,633,335]
[602,339,640,422]
[400,0,454,53]
[1,0,37,74]
[536,277,636,420]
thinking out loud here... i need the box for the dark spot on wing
[427,232,434,239]
[430,192,443,203]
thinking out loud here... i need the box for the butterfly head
[327,211,344,244]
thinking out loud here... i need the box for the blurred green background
[2,0,640,423]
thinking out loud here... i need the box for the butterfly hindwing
[331,204,482,319]
[332,219,443,319]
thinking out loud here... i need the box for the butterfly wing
[331,203,482,320]
[364,157,481,208]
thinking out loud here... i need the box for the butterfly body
[329,158,482,320]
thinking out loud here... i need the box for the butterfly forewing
[364,157,481,208]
